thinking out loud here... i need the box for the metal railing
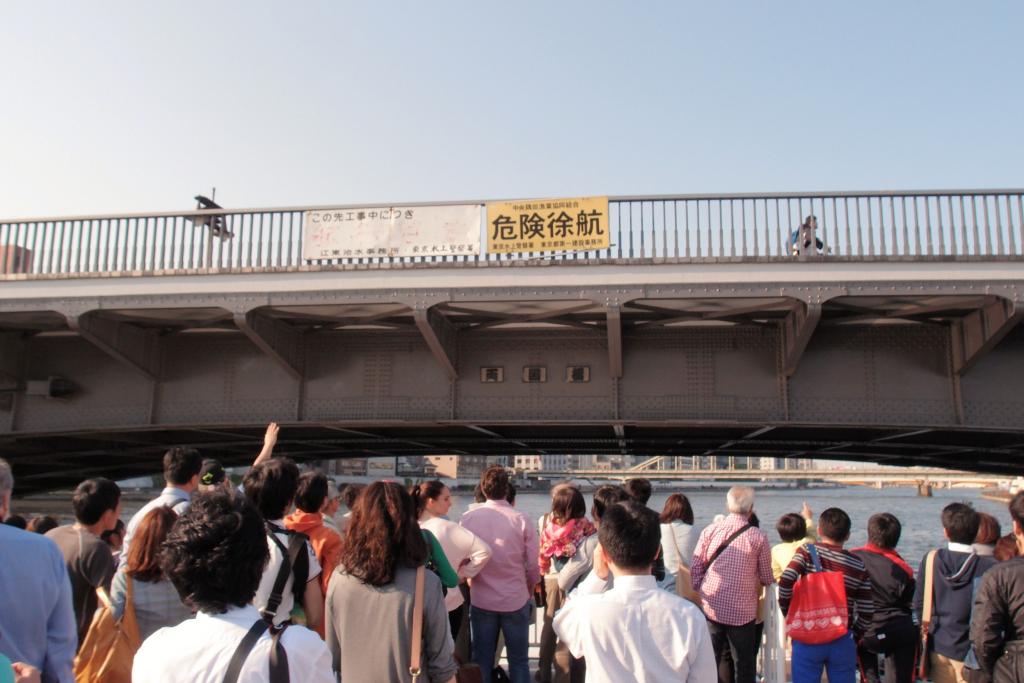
[1,189,1021,277]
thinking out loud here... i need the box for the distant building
[333,457,369,476]
[514,455,573,472]
[574,454,631,470]
[397,456,428,477]
[514,455,541,472]
[425,455,488,480]
[366,457,397,478]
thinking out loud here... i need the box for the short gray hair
[0,458,12,499]
[726,486,755,515]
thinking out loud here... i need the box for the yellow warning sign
[486,196,610,254]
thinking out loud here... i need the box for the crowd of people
[1,436,1023,683]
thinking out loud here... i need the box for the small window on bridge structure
[522,366,547,383]
[480,367,504,383]
[565,366,590,383]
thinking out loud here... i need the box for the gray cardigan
[326,564,457,683]
[109,568,193,641]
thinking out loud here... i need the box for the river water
[447,487,1013,572]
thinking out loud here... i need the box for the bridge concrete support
[65,311,161,380]
[917,481,934,497]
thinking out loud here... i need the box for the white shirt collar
[948,542,975,553]
[161,486,191,500]
[608,574,658,591]
[195,604,261,625]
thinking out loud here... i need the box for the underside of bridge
[1,265,1023,494]
[4,422,1024,495]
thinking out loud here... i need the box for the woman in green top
[423,526,459,589]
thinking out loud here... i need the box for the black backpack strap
[268,623,290,683]
[222,619,291,683]
[706,524,753,568]
[287,534,309,606]
[263,524,297,622]
[223,620,269,683]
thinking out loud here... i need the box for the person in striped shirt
[778,507,874,683]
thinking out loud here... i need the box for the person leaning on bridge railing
[790,215,828,256]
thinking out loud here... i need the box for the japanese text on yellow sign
[486,196,609,254]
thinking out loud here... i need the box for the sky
[1,2,1022,219]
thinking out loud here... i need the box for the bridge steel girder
[606,304,623,379]
[951,299,1023,376]
[233,310,303,380]
[65,311,161,380]
[781,302,822,377]
[0,332,25,416]
[412,305,458,380]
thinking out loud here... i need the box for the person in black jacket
[851,513,917,683]
[970,492,1024,682]
[913,502,997,683]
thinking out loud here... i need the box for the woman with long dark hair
[109,506,192,640]
[326,481,458,683]
[659,493,697,594]
[413,480,492,642]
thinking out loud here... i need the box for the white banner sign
[303,204,481,259]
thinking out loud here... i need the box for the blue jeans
[470,600,532,683]
[792,632,857,683]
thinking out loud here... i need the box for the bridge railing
[1,189,1021,277]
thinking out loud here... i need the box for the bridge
[531,467,1009,487]
[1,189,1022,494]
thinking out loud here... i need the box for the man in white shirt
[553,501,716,683]
[121,446,203,563]
[132,490,333,683]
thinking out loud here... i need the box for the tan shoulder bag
[917,550,937,680]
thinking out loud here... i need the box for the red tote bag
[785,544,849,645]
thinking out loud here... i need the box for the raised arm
[252,422,280,467]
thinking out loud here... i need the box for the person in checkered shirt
[690,486,774,683]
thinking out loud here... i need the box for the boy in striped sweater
[778,507,874,683]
